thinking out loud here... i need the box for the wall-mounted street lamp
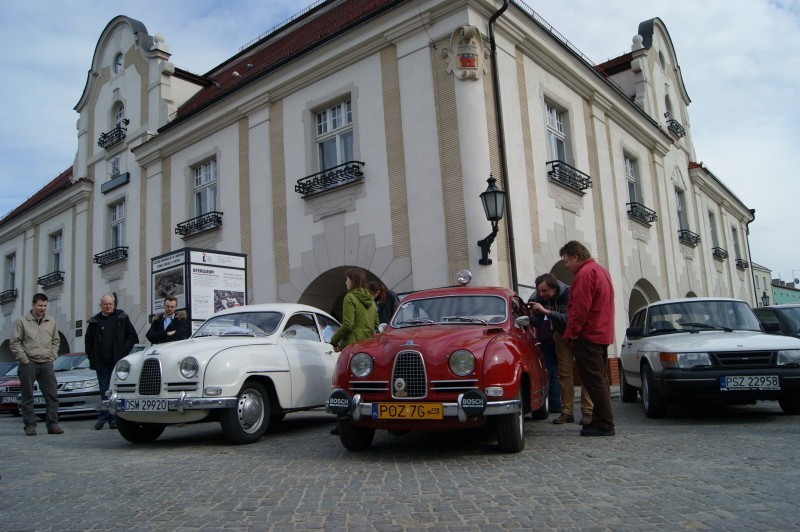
[477,175,506,266]
[761,291,770,307]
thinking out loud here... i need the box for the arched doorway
[629,278,661,321]
[298,267,384,322]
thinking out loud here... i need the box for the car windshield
[194,312,282,337]
[777,307,800,334]
[645,300,762,334]
[55,355,90,371]
[0,362,17,376]
[392,295,507,327]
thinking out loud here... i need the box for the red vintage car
[327,271,549,453]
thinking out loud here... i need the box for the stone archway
[629,278,661,321]
[297,267,387,322]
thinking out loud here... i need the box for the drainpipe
[488,0,519,292]
[745,208,757,305]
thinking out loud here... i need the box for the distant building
[751,262,773,306]
[771,279,800,305]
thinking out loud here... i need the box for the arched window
[114,102,126,128]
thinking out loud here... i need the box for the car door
[620,310,646,387]
[279,312,336,408]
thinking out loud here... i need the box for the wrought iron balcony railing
[666,119,686,139]
[175,211,223,236]
[93,246,128,266]
[37,271,65,288]
[546,160,592,193]
[295,161,365,197]
[712,247,728,262]
[0,289,17,304]
[678,229,701,248]
[97,120,129,149]
[627,202,658,225]
[735,258,749,270]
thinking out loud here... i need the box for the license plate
[372,402,443,420]
[721,375,780,391]
[1,396,16,403]
[33,396,46,405]
[119,398,169,412]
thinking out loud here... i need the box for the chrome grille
[392,351,427,399]
[138,358,162,395]
[713,351,773,367]
[349,381,389,393]
[431,380,479,393]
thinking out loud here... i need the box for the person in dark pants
[146,296,191,344]
[85,294,139,430]
[10,293,63,436]
[560,241,616,437]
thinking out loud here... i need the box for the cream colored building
[0,0,758,362]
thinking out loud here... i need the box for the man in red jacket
[560,241,616,436]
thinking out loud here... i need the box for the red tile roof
[165,0,401,128]
[0,167,75,227]
[596,52,633,76]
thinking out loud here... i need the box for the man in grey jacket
[10,293,63,436]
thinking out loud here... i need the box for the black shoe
[580,425,615,437]
[108,421,117,430]
[94,421,105,430]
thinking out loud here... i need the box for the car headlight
[115,360,131,380]
[660,352,711,369]
[777,349,800,365]
[180,357,199,379]
[449,349,475,376]
[63,379,99,391]
[350,353,373,378]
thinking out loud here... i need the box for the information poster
[151,251,187,314]
[189,264,247,321]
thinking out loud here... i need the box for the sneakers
[552,414,574,425]
[47,425,64,434]
[579,414,593,426]
[24,425,37,436]
[94,420,105,430]
[580,424,615,437]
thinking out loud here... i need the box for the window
[545,102,569,163]
[110,201,126,248]
[51,232,63,272]
[708,212,719,247]
[731,227,742,259]
[756,276,760,289]
[316,99,353,171]
[114,103,126,128]
[5,254,15,290]
[194,160,218,216]
[625,155,640,203]
[675,189,688,229]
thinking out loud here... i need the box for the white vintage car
[103,303,340,444]
[620,297,800,418]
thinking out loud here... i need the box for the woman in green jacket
[331,268,379,352]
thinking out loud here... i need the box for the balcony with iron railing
[666,119,686,139]
[736,258,749,270]
[97,119,129,150]
[37,271,65,288]
[678,229,701,248]
[0,289,17,304]
[627,202,658,226]
[175,211,223,237]
[93,247,128,266]
[546,161,592,193]
[295,161,365,198]
[712,247,728,262]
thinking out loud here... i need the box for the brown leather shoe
[48,425,64,434]
[579,414,593,426]
[552,414,575,424]
[24,425,37,436]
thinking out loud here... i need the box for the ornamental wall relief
[441,25,490,81]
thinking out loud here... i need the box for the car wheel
[778,397,800,415]
[496,390,525,453]
[338,418,375,451]
[220,381,269,445]
[115,417,166,443]
[641,364,667,418]
[530,395,549,420]
[620,370,638,403]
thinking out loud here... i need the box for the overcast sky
[1,0,798,283]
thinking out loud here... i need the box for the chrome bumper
[102,391,237,414]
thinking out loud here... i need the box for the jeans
[96,363,115,424]
[572,338,614,431]
[540,342,561,412]
[19,360,59,428]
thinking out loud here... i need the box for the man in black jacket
[146,296,190,344]
[85,294,138,430]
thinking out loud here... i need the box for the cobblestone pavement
[2,394,799,531]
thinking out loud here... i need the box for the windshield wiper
[442,316,488,325]
[647,328,681,336]
[681,322,733,332]
[395,319,435,327]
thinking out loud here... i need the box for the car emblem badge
[394,378,407,397]
[403,340,418,347]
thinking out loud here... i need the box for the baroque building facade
[0,0,757,360]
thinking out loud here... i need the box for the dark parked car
[754,304,800,339]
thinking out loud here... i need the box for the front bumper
[103,391,238,414]
[326,389,520,423]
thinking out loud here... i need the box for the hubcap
[237,389,264,433]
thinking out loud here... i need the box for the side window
[315,99,353,172]
[624,154,640,204]
[630,310,645,329]
[193,159,218,217]
[545,101,571,164]
[284,313,321,342]
[753,310,778,328]
[317,314,340,344]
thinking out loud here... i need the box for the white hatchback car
[620,297,800,418]
[103,303,340,444]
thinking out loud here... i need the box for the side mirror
[282,329,297,338]
[625,326,644,339]
[515,315,530,328]
[377,323,387,333]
